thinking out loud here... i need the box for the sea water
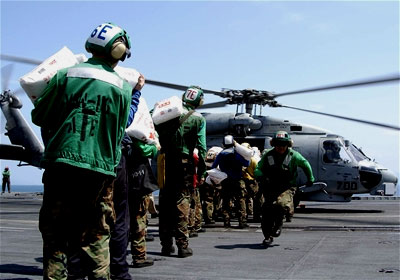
[9,185,44,193]
[8,185,158,195]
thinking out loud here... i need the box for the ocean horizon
[6,185,158,195]
[8,185,44,193]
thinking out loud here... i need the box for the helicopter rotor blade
[12,88,25,96]
[0,54,41,66]
[1,64,14,92]
[198,100,229,109]
[146,79,188,92]
[279,104,400,131]
[146,79,226,97]
[274,73,400,98]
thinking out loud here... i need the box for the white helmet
[85,22,132,61]
[223,135,234,147]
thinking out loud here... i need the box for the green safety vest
[255,148,314,188]
[32,58,132,176]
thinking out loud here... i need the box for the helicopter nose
[379,169,398,185]
[359,166,382,190]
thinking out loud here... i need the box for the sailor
[211,135,250,228]
[241,143,263,222]
[255,131,314,246]
[2,166,11,193]
[155,86,207,258]
[32,22,134,279]
[188,148,205,238]
[201,146,223,225]
[127,137,159,268]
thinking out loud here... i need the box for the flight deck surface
[1,194,399,280]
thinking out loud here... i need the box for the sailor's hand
[135,74,145,91]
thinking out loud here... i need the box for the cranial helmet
[182,86,204,108]
[85,22,132,61]
[223,135,234,147]
[206,146,223,161]
[270,131,293,147]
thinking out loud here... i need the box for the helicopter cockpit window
[348,144,369,162]
[322,140,351,163]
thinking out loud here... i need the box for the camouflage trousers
[221,177,247,224]
[129,194,151,260]
[261,187,295,239]
[39,165,115,280]
[189,187,202,233]
[243,178,263,219]
[200,181,222,223]
[275,187,296,217]
[159,157,192,249]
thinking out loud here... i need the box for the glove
[306,181,314,187]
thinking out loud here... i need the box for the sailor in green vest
[2,166,11,193]
[155,86,207,258]
[255,131,314,246]
[32,22,133,279]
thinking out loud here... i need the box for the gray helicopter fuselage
[0,93,44,167]
[203,112,398,201]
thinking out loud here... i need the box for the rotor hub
[222,88,277,106]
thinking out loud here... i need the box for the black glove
[306,181,314,187]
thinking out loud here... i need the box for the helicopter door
[319,139,360,194]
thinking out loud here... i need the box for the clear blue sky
[1,1,399,186]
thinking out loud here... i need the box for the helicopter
[0,64,44,167]
[144,75,400,201]
[0,54,399,202]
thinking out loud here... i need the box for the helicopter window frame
[322,139,353,164]
[348,144,369,162]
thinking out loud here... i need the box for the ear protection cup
[198,97,204,106]
[111,41,127,60]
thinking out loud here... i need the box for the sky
[0,0,399,188]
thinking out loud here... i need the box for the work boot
[178,247,193,258]
[197,228,206,233]
[189,232,198,238]
[285,216,292,223]
[145,233,155,242]
[145,233,154,242]
[204,218,215,225]
[130,258,154,268]
[238,222,249,229]
[262,237,274,247]
[161,245,175,256]
[110,273,132,280]
[224,221,231,228]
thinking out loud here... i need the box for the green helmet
[182,86,204,108]
[271,131,292,147]
[85,22,132,61]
